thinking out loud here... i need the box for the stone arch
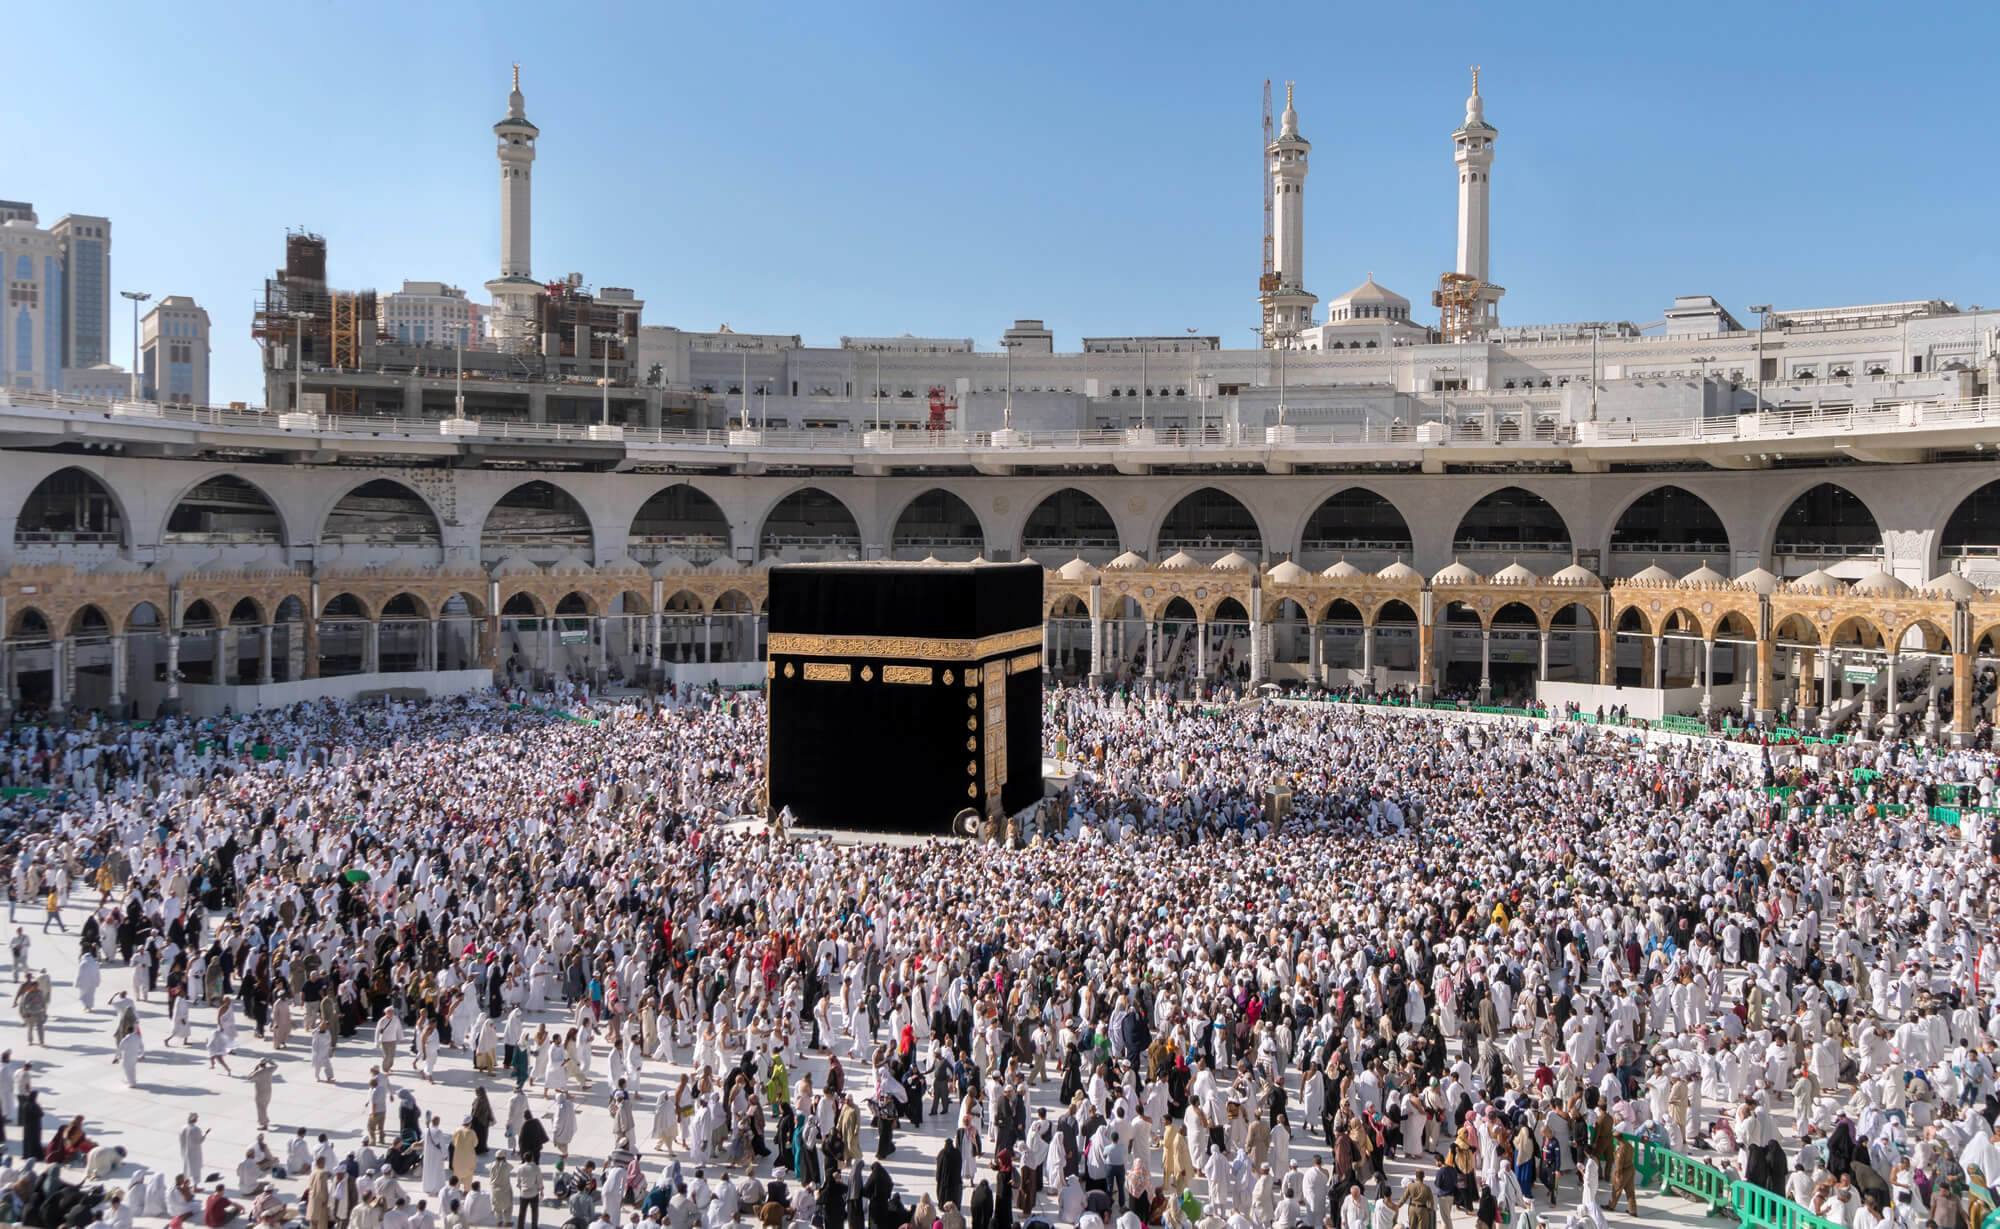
[1767,481,1884,564]
[1451,486,1572,553]
[1294,486,1414,557]
[380,592,431,620]
[1772,612,1821,645]
[890,488,988,557]
[124,601,165,637]
[1827,613,1888,650]
[441,590,487,619]
[14,466,128,548]
[1892,617,1952,655]
[498,590,546,618]
[181,599,222,629]
[1606,484,1733,561]
[320,591,374,621]
[227,597,265,626]
[482,480,594,559]
[1160,596,1198,622]
[629,482,733,564]
[1369,598,1419,628]
[163,472,288,545]
[712,589,755,613]
[1940,477,2000,562]
[757,486,861,558]
[320,477,444,545]
[1321,598,1365,625]
[662,589,704,614]
[1659,606,1707,640]
[1612,604,1656,637]
[67,604,112,637]
[1153,486,1266,558]
[1047,592,1089,619]
[5,607,50,639]
[554,591,596,617]
[1208,596,1250,624]
[1487,600,1545,632]
[1020,487,1121,558]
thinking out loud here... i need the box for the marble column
[1479,626,1492,702]
[108,634,127,714]
[1538,628,1550,683]
[165,632,182,700]
[260,625,275,684]
[48,639,67,716]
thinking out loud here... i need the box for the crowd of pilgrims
[0,683,1993,1229]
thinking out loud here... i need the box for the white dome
[548,551,594,573]
[1788,568,1845,594]
[1550,563,1600,587]
[1333,274,1408,306]
[1056,557,1097,581]
[701,556,742,572]
[1733,567,1780,594]
[1158,551,1198,570]
[1629,563,1677,584]
[647,555,694,576]
[605,554,647,573]
[1376,560,1422,581]
[1680,564,1728,587]
[1923,571,1979,600]
[1104,551,1146,570]
[1322,558,1364,578]
[1492,562,1538,584]
[1210,551,1253,572]
[91,556,147,576]
[489,554,543,577]
[1016,555,1037,569]
[1266,560,1306,583]
[1849,569,1910,597]
[1432,560,1481,584]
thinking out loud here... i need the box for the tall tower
[485,65,542,349]
[1449,67,1504,335]
[1260,82,1317,346]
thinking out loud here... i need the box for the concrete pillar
[1754,637,1773,724]
[650,612,663,674]
[1953,650,1974,745]
[1196,621,1208,686]
[428,619,441,671]
[402,379,422,417]
[216,627,234,685]
[1041,624,1053,674]
[594,617,607,672]
[1650,634,1664,690]
[260,626,274,684]
[1537,628,1550,683]
[703,614,714,664]
[1417,620,1435,702]
[48,639,67,717]
[1821,649,1837,734]
[0,635,10,720]
[108,634,126,714]
[364,621,381,674]
[1309,623,1323,685]
[289,623,307,681]
[528,388,549,424]
[1249,588,1265,685]
[542,620,554,677]
[1478,625,1492,702]
[1362,623,1375,684]
[1880,651,1899,737]
[166,632,182,699]
[1701,638,1714,719]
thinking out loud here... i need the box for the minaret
[485,64,542,349]
[1451,67,1504,333]
[1261,81,1317,346]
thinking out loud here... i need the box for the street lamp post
[1589,325,1600,421]
[453,334,466,420]
[756,378,772,431]
[1140,345,1149,430]
[287,309,314,412]
[1186,327,1200,439]
[1971,305,1985,371]
[998,337,1021,431]
[120,291,150,401]
[1747,304,1772,411]
[593,329,618,427]
[874,351,883,433]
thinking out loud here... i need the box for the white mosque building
[2,68,2000,739]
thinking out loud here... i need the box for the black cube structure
[766,561,1043,835]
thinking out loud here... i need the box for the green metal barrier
[1734,1180,1844,1229]
[1656,1147,1733,1213]
[1933,806,1963,826]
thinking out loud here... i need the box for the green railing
[1734,1180,1845,1229]
[1657,1146,1734,1214]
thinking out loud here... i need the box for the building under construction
[251,231,382,412]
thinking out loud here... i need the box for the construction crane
[1259,79,1278,347]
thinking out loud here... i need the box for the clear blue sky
[10,0,1996,405]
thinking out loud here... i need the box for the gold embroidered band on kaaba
[767,626,1043,663]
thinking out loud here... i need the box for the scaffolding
[1434,272,1484,344]
[251,229,380,410]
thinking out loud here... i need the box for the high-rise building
[0,206,62,392]
[382,281,484,348]
[141,296,210,406]
[49,214,111,367]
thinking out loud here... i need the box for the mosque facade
[1,70,1999,738]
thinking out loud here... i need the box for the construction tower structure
[1434,272,1485,344]
[1258,79,1278,346]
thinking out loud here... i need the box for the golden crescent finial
[1471,65,1480,93]
[512,63,520,91]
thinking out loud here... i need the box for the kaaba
[766,561,1044,835]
